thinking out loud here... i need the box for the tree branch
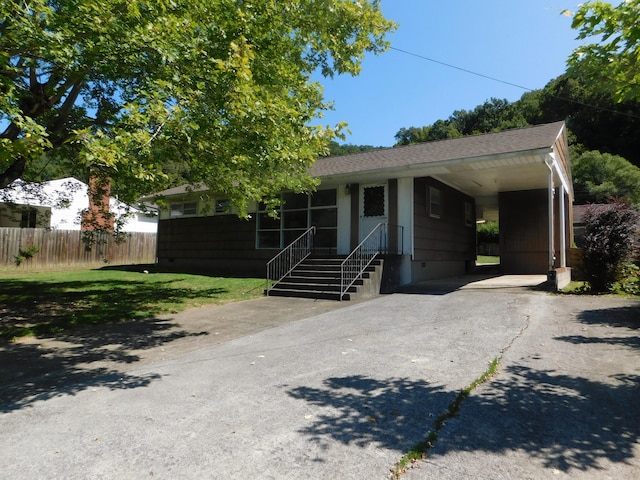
[0,156,27,189]
[0,19,9,36]
[0,122,21,140]
[53,78,83,112]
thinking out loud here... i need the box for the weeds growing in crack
[390,358,500,479]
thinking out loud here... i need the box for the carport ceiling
[404,150,552,198]
[428,152,553,222]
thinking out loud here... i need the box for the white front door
[360,183,387,241]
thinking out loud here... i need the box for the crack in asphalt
[390,302,532,479]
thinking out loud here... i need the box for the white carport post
[547,152,570,269]
[545,158,556,271]
[558,183,567,267]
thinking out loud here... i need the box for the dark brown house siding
[413,177,476,263]
[500,189,548,274]
[499,188,570,274]
[157,215,270,276]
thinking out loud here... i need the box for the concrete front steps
[266,256,384,301]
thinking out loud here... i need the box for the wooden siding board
[413,177,476,262]
[156,215,265,274]
[499,188,567,274]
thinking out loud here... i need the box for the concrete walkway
[1,289,639,479]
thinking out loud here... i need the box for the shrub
[614,263,640,296]
[582,201,639,293]
[477,221,499,244]
[14,245,40,266]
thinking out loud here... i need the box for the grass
[0,267,265,341]
[561,264,640,297]
[560,280,591,294]
[476,255,500,265]
[390,358,500,479]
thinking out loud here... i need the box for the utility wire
[390,46,534,92]
[389,46,640,121]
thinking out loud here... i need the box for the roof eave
[315,146,554,183]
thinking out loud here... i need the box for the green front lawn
[0,268,264,341]
[476,255,500,265]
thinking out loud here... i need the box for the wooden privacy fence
[0,228,157,269]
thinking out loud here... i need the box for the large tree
[572,150,640,204]
[567,0,640,103]
[534,74,640,166]
[0,1,395,215]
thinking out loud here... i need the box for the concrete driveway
[1,288,639,479]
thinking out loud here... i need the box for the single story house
[0,177,158,233]
[150,121,573,292]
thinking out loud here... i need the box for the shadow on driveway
[431,365,639,472]
[0,318,208,412]
[286,367,639,474]
[286,375,452,452]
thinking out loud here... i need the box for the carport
[312,121,574,284]
[400,121,573,275]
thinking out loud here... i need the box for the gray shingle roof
[146,183,207,198]
[311,121,565,177]
[148,121,566,198]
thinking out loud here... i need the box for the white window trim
[429,186,441,219]
[170,201,198,218]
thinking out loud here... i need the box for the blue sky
[316,0,585,147]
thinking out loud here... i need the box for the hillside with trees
[394,73,640,166]
[392,72,640,205]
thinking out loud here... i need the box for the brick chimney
[82,175,114,231]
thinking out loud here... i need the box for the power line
[389,46,640,121]
[390,46,535,92]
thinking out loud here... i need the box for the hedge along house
[150,121,573,297]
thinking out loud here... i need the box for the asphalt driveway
[1,288,639,479]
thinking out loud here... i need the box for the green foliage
[535,74,640,166]
[582,201,639,293]
[14,245,39,266]
[0,0,396,217]
[572,151,640,204]
[324,141,382,156]
[567,0,640,103]
[614,262,640,296]
[395,98,528,145]
[477,221,499,244]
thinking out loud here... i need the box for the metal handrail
[265,226,316,294]
[340,223,386,301]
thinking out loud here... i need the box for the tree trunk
[0,157,27,189]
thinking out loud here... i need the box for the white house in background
[0,177,158,233]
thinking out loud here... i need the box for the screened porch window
[257,190,337,250]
